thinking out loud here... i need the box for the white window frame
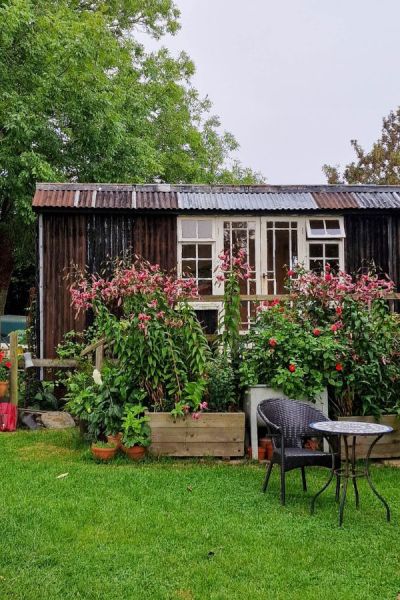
[306,217,346,239]
[178,214,346,311]
[178,217,220,311]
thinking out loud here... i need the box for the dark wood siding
[87,214,134,275]
[42,214,87,358]
[344,214,391,278]
[41,213,178,357]
[133,215,177,271]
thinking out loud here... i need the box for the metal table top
[310,420,393,436]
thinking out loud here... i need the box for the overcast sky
[154,0,400,183]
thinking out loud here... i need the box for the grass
[1,430,400,600]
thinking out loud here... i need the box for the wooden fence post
[9,331,18,406]
[95,342,104,371]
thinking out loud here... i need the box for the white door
[260,217,307,294]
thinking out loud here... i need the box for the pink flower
[192,412,200,420]
[200,401,208,410]
[156,311,165,319]
[216,274,225,283]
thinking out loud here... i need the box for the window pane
[325,220,341,235]
[198,280,212,295]
[309,220,325,236]
[275,229,290,294]
[198,260,212,279]
[182,220,196,238]
[266,221,273,229]
[275,222,289,229]
[197,220,212,238]
[310,259,324,273]
[182,244,196,258]
[232,229,247,253]
[310,244,323,257]
[291,229,298,266]
[232,221,247,229]
[198,244,212,259]
[182,260,196,276]
[326,243,339,258]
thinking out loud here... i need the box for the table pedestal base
[310,433,390,526]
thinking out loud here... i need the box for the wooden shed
[32,183,400,358]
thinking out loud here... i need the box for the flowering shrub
[0,352,11,381]
[70,257,210,416]
[218,248,251,361]
[242,265,400,416]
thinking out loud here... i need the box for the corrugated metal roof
[312,192,359,209]
[177,192,317,211]
[32,183,400,212]
[354,191,400,209]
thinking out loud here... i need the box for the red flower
[5,361,11,369]
[269,338,277,348]
[336,306,342,316]
[335,363,343,372]
[287,269,295,277]
[313,328,321,336]
[0,352,4,362]
[288,364,296,373]
[325,273,332,282]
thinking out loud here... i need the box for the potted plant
[121,404,151,460]
[0,352,11,398]
[91,440,118,461]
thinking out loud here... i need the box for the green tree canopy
[323,107,400,184]
[0,0,264,312]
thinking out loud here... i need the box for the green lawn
[1,430,399,600]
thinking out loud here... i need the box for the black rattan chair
[257,398,340,505]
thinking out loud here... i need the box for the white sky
[153,0,400,183]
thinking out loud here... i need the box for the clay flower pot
[91,444,117,461]
[107,433,122,448]
[258,447,266,461]
[0,381,9,399]
[122,445,146,460]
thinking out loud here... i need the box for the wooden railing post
[9,331,18,406]
[95,342,104,371]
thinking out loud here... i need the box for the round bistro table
[309,420,393,526]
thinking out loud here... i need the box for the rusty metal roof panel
[354,191,400,209]
[313,192,359,209]
[177,192,318,211]
[32,188,75,208]
[136,191,178,210]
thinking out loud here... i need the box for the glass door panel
[262,220,299,294]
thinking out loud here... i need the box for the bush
[241,265,400,416]
[207,354,237,411]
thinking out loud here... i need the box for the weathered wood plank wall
[41,213,177,357]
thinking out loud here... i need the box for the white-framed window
[306,217,345,273]
[178,218,215,295]
[306,218,345,239]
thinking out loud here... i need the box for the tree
[0,0,264,314]
[323,107,400,185]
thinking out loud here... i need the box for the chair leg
[262,459,274,492]
[301,467,307,492]
[335,475,341,503]
[280,463,286,505]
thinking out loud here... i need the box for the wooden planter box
[338,415,400,459]
[147,412,245,458]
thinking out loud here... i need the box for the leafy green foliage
[240,306,343,401]
[121,403,151,448]
[206,353,237,411]
[0,0,263,301]
[323,107,400,184]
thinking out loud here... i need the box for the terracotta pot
[107,433,122,448]
[0,381,9,399]
[122,445,146,460]
[91,445,117,461]
[258,447,266,461]
[265,440,274,460]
